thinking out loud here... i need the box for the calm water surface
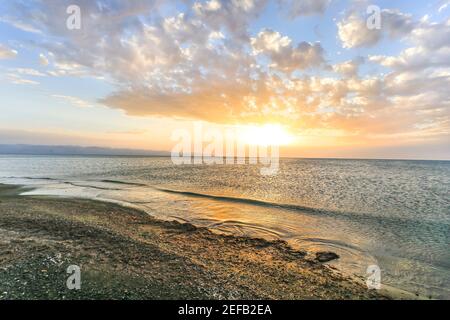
[0,155,449,298]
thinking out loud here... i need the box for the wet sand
[0,184,388,300]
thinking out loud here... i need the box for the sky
[0,0,449,159]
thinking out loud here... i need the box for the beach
[0,184,389,300]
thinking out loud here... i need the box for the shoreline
[0,184,395,299]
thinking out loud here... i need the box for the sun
[238,124,294,146]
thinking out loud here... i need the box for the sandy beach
[0,184,391,300]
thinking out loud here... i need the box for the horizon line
[0,144,449,162]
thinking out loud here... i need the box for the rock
[315,251,339,263]
[180,223,197,232]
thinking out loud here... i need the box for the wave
[6,176,447,233]
[207,219,284,239]
[100,179,148,187]
[1,176,145,191]
[154,187,450,231]
[1,176,60,181]
[63,181,122,191]
[155,187,332,215]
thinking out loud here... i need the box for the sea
[0,155,448,298]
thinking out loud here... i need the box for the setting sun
[238,124,294,146]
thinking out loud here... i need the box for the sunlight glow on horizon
[238,124,295,146]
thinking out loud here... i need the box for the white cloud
[382,9,416,38]
[337,13,381,48]
[409,18,450,50]
[337,10,417,48]
[368,17,450,71]
[52,95,94,108]
[251,29,325,72]
[278,0,331,18]
[3,73,39,85]
[192,0,268,40]
[332,57,364,77]
[39,53,49,66]
[14,68,47,77]
[438,1,450,13]
[0,44,17,59]
[364,14,450,140]
[0,16,41,34]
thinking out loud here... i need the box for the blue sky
[0,0,449,159]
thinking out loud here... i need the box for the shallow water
[0,155,449,298]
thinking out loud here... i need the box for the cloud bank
[1,0,448,149]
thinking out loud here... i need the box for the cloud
[47,61,91,77]
[278,0,331,18]
[251,29,325,72]
[382,9,417,37]
[337,12,381,48]
[2,0,448,147]
[14,68,47,77]
[438,0,450,13]
[332,57,364,77]
[52,95,94,108]
[368,18,450,71]
[337,10,417,48]
[364,17,450,142]
[0,16,42,33]
[3,73,39,85]
[369,46,450,71]
[0,44,17,59]
[193,0,268,40]
[409,18,450,50]
[39,53,49,66]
